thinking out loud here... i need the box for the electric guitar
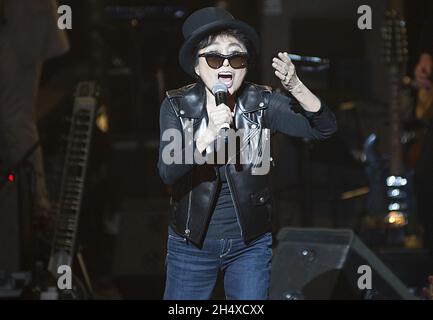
[363,9,413,244]
[25,82,99,299]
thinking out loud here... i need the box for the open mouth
[218,72,233,88]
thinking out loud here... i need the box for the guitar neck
[389,66,404,176]
[382,8,408,177]
[48,82,98,276]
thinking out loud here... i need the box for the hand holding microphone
[207,83,233,137]
[196,82,234,153]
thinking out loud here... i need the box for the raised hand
[272,52,301,92]
[415,53,433,89]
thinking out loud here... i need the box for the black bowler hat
[179,7,260,77]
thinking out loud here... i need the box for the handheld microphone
[212,82,229,130]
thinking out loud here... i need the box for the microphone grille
[212,82,228,94]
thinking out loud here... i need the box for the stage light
[385,211,407,227]
[388,203,400,211]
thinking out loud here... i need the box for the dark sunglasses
[198,52,248,69]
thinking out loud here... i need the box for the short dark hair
[193,29,256,72]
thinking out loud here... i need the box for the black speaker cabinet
[269,227,417,300]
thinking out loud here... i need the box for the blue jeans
[163,232,272,300]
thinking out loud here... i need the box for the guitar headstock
[382,10,408,67]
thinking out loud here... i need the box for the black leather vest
[165,81,275,247]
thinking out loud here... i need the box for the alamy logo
[57,265,72,290]
[57,5,72,30]
[357,265,372,290]
[161,124,271,175]
[357,5,372,30]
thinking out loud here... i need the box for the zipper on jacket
[224,165,243,238]
[197,165,220,242]
[184,118,194,238]
[223,122,262,239]
[184,178,192,238]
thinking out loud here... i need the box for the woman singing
[158,7,337,300]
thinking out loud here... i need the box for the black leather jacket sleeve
[157,97,201,186]
[265,91,337,139]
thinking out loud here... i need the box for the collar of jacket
[166,81,272,119]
